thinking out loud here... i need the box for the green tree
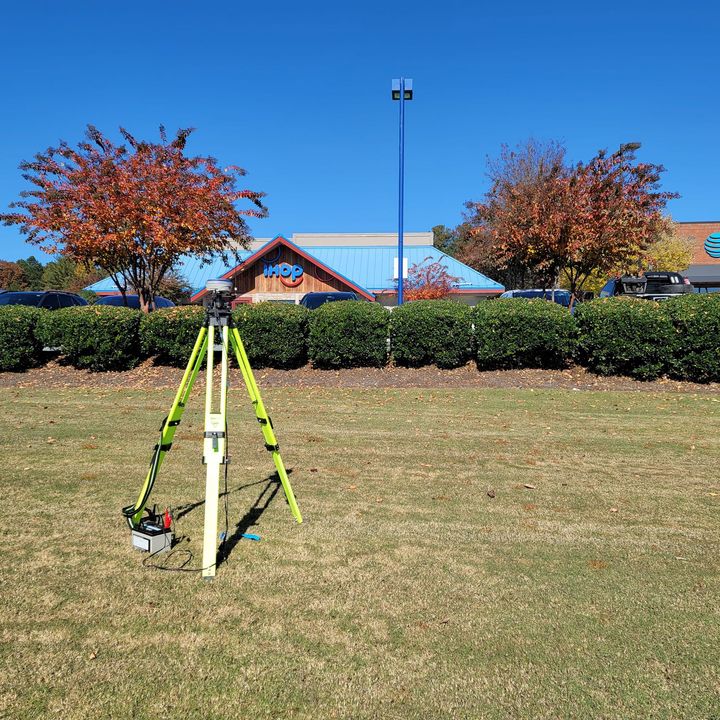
[16,256,44,290]
[432,224,460,256]
[41,257,77,289]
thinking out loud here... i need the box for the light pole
[392,77,413,305]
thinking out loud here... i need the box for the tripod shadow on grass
[171,468,292,568]
[172,473,282,522]
[217,471,289,568]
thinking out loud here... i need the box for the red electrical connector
[163,508,171,530]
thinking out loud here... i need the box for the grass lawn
[1,384,719,719]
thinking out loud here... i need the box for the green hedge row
[0,306,45,371]
[138,304,310,369]
[391,300,473,368]
[575,299,673,380]
[38,306,142,371]
[475,299,577,370]
[2,296,720,382]
[308,301,389,368]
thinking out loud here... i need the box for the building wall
[675,221,720,266]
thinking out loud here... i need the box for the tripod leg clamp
[265,442,280,452]
[204,430,226,451]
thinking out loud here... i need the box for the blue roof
[86,242,503,295]
[86,252,253,294]
[304,245,502,292]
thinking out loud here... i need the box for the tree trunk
[138,287,154,313]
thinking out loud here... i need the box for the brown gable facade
[191,235,375,305]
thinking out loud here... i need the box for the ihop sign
[263,260,304,288]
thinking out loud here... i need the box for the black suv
[299,291,360,309]
[599,272,694,301]
[96,294,174,309]
[0,290,88,309]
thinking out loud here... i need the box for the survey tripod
[122,279,302,579]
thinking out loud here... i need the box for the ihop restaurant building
[89,232,504,306]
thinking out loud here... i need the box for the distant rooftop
[239,231,433,252]
[85,232,503,296]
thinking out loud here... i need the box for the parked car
[95,294,175,309]
[299,291,360,309]
[599,272,693,301]
[0,290,88,309]
[499,289,572,307]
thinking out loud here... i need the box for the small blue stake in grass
[219,532,260,541]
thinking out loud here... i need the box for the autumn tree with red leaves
[403,257,460,300]
[560,145,678,297]
[0,261,26,291]
[462,140,677,300]
[461,140,569,291]
[1,126,266,311]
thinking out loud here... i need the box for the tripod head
[205,279,234,325]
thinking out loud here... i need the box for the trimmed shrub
[308,301,389,369]
[574,298,673,380]
[232,302,309,369]
[0,306,45,371]
[36,307,75,350]
[53,306,142,371]
[664,294,720,383]
[141,306,206,367]
[474,299,576,370]
[391,300,473,368]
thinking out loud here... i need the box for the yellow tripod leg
[125,327,208,527]
[230,326,303,524]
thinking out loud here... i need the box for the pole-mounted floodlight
[391,79,413,100]
[392,77,413,305]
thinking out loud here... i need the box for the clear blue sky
[1,0,718,262]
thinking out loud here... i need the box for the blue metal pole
[398,77,405,306]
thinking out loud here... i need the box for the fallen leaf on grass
[588,560,608,570]
[523,484,536,490]
[487,489,496,498]
[610,507,618,513]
